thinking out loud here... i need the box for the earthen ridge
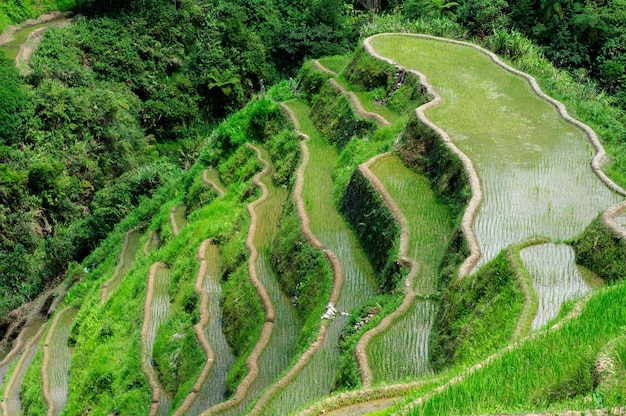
[1,321,47,416]
[327,78,391,127]
[141,262,168,416]
[354,152,418,387]
[312,59,338,76]
[202,169,226,196]
[171,240,216,415]
[363,34,483,278]
[298,290,594,415]
[246,108,346,415]
[201,143,278,415]
[602,200,626,241]
[169,204,182,237]
[100,228,135,304]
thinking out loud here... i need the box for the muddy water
[0,17,66,61]
[47,307,78,416]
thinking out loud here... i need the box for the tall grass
[402,281,626,415]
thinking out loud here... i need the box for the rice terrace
[0,2,625,416]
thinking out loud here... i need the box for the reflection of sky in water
[520,243,591,330]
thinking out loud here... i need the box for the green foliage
[270,200,332,321]
[221,264,264,358]
[334,294,403,391]
[345,46,396,91]
[398,116,470,221]
[0,57,31,145]
[573,215,626,282]
[339,168,400,291]
[310,82,377,150]
[430,249,523,370]
[456,0,510,36]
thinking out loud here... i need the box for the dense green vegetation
[2,0,626,414]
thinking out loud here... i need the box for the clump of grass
[430,249,523,370]
[573,215,626,282]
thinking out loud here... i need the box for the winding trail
[201,144,279,415]
[141,262,171,416]
[42,306,78,416]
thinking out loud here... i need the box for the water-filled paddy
[187,243,234,414]
[0,17,67,61]
[260,100,376,414]
[47,307,78,416]
[519,243,599,330]
[367,154,454,382]
[369,35,622,272]
[222,145,301,416]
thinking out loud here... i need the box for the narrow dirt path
[201,144,278,415]
[1,320,47,416]
[171,240,217,415]
[202,169,227,196]
[141,262,170,416]
[245,105,346,416]
[42,306,78,416]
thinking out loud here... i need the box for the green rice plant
[44,307,78,416]
[219,145,304,416]
[399,281,626,415]
[519,243,600,331]
[100,229,142,303]
[258,100,377,415]
[187,243,234,415]
[573,215,626,282]
[369,35,622,274]
[2,317,46,415]
[366,154,455,383]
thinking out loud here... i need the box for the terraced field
[4,31,625,416]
